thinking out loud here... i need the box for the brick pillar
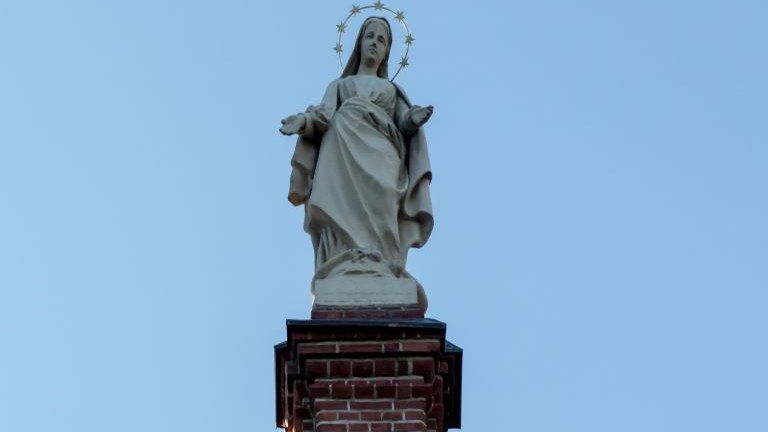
[275,319,462,432]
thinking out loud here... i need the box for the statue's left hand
[410,105,434,128]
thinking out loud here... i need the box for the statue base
[311,248,428,318]
[311,305,426,320]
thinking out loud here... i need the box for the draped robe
[288,75,433,276]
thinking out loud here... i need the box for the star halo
[335,2,414,81]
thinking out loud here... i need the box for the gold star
[373,1,384,10]
[334,43,343,53]
[394,11,405,22]
[337,22,347,33]
[405,33,415,45]
[399,56,409,68]
[350,4,362,14]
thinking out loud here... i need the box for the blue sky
[1,1,766,431]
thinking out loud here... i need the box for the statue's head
[342,17,392,79]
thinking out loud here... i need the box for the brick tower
[274,312,462,432]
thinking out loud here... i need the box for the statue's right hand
[279,114,306,136]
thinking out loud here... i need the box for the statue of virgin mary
[279,16,434,310]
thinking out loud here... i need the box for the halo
[334,2,414,81]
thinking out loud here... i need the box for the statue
[279,16,434,311]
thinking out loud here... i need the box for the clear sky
[1,1,766,431]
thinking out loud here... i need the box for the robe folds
[288,75,433,272]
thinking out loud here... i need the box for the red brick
[291,331,315,341]
[361,411,383,421]
[338,411,361,421]
[354,383,375,398]
[298,343,338,355]
[398,360,410,374]
[389,309,425,319]
[309,383,331,398]
[384,343,401,353]
[370,423,392,432]
[339,343,383,354]
[312,310,344,320]
[374,359,397,376]
[396,383,412,398]
[316,423,347,432]
[394,420,426,431]
[400,340,440,353]
[438,361,449,374]
[316,411,338,422]
[351,361,374,377]
[404,410,426,422]
[344,309,388,319]
[315,400,348,411]
[350,400,394,410]
[395,399,426,410]
[412,384,432,399]
[382,411,404,421]
[348,423,369,432]
[331,383,353,399]
[410,359,434,380]
[330,360,352,377]
[306,360,329,378]
[375,383,396,398]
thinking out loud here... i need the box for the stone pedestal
[274,319,462,432]
[311,252,429,319]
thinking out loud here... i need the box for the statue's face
[360,20,389,69]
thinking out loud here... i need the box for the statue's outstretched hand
[280,114,306,136]
[410,105,434,128]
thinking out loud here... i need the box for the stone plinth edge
[311,306,426,320]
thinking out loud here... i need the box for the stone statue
[279,17,434,312]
